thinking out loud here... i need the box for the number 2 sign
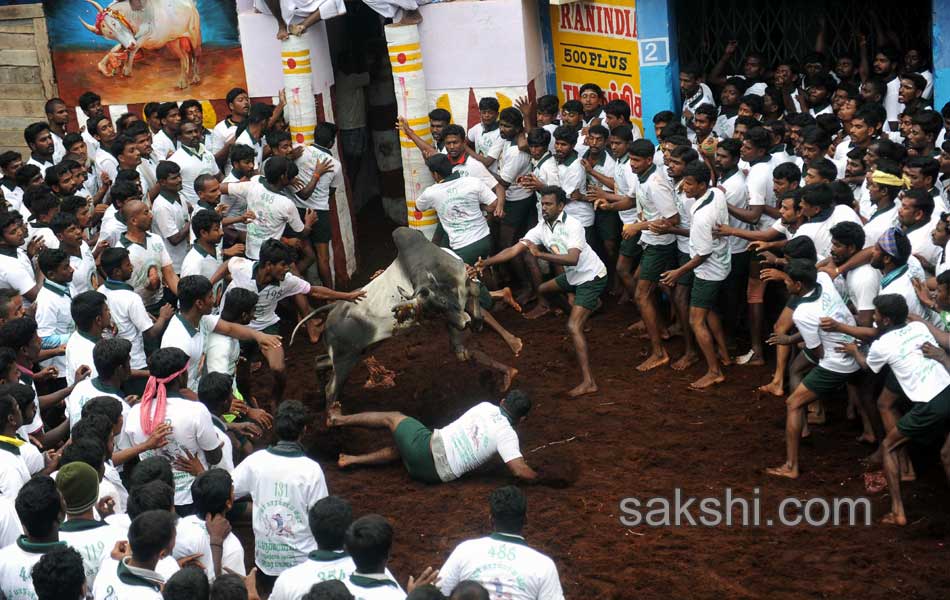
[639,37,670,66]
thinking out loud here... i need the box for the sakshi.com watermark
[619,488,872,527]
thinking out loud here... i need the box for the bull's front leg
[122,45,140,77]
[97,44,124,76]
[448,325,469,361]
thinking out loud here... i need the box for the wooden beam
[0,32,33,48]
[1,49,39,67]
[0,116,42,130]
[0,20,34,35]
[0,130,28,149]
[0,83,45,100]
[0,99,45,117]
[0,66,40,85]
[32,16,55,98]
[0,5,44,20]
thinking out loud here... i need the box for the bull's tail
[289,304,336,346]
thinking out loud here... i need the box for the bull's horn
[85,0,105,13]
[78,17,98,34]
[426,271,438,285]
[289,304,335,346]
[397,286,414,300]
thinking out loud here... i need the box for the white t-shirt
[91,557,164,600]
[614,155,639,225]
[792,272,860,374]
[235,130,264,168]
[0,443,30,498]
[840,264,881,313]
[150,193,190,273]
[294,145,344,211]
[452,155,498,191]
[220,170,248,232]
[119,233,173,308]
[26,223,58,251]
[689,189,732,282]
[433,402,524,482]
[438,533,564,600]
[225,257,311,330]
[522,212,606,287]
[343,573,406,600]
[883,76,905,126]
[270,550,356,600]
[232,444,328,575]
[746,159,775,230]
[169,145,220,208]
[204,332,240,379]
[174,514,245,580]
[0,499,21,550]
[0,538,69,600]
[59,518,124,590]
[68,242,98,295]
[99,281,153,369]
[160,314,221,390]
[467,123,502,160]
[879,264,941,327]
[125,394,222,505]
[0,247,36,298]
[99,212,128,249]
[862,205,900,249]
[717,168,750,254]
[867,321,950,402]
[210,117,240,157]
[225,181,305,260]
[35,281,75,374]
[795,205,862,261]
[557,153,591,226]
[636,164,678,246]
[495,140,532,202]
[94,148,119,182]
[415,175,494,250]
[904,216,942,269]
[152,129,179,160]
[65,377,128,431]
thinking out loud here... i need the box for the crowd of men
[0,24,950,600]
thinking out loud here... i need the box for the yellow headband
[871,170,910,188]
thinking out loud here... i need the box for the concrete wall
[934,0,950,105]
[635,0,678,142]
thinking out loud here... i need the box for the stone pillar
[281,35,317,146]
[635,0,679,142]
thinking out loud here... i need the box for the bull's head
[394,273,471,330]
[79,0,137,49]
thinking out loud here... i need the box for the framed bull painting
[44,0,248,105]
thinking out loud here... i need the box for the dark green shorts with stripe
[802,366,861,396]
[453,235,492,266]
[638,242,678,282]
[898,385,950,444]
[690,277,723,309]
[555,273,607,311]
[393,417,441,483]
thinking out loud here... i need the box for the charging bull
[79,0,202,89]
[292,227,483,408]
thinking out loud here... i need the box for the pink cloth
[139,362,189,435]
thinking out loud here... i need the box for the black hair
[652,110,675,124]
[738,94,764,115]
[806,159,838,182]
[526,128,551,148]
[14,164,41,188]
[109,180,142,204]
[177,275,213,311]
[670,145,698,164]
[259,239,295,267]
[81,396,123,426]
[24,122,51,147]
[498,107,523,129]
[220,288,258,323]
[906,156,940,182]
[536,95,560,115]
[308,496,353,550]
[604,99,631,121]
[734,115,762,130]
[109,136,137,160]
[266,130,292,149]
[28,189,61,218]
[830,221,865,249]
[0,347,17,379]
[0,393,16,428]
[853,105,883,129]
[428,108,451,123]
[628,138,655,158]
[198,372,232,415]
[51,212,80,236]
[683,161,711,184]
[229,144,257,165]
[874,294,908,325]
[658,122,688,140]
[163,566,210,600]
[0,383,36,419]
[800,182,834,209]
[38,248,68,277]
[489,485,527,532]
[0,151,21,169]
[72,412,114,445]
[191,209,222,238]
[425,154,454,179]
[15,476,62,538]
[129,457,175,491]
[302,581,353,600]
[587,124,609,139]
[561,100,583,114]
[874,139,908,164]
[179,99,202,116]
[315,122,338,148]
[503,389,531,420]
[32,546,86,600]
[902,187,935,222]
[275,399,309,441]
[125,120,150,139]
[226,88,247,106]
[157,102,179,122]
[552,126,577,146]
[60,435,106,472]
[156,160,181,181]
[147,347,189,379]
[191,469,232,519]
[717,137,742,160]
[693,103,718,122]
[784,235,817,261]
[815,114,842,137]
[100,247,130,278]
[0,209,23,233]
[0,316,37,354]
[744,127,771,151]
[477,97,500,112]
[45,162,73,189]
[449,581,490,600]
[537,186,567,206]
[71,290,108,332]
[800,125,831,149]
[78,91,101,112]
[440,124,465,141]
[406,587,446,600]
[210,574,248,600]
[679,62,703,78]
[129,510,177,563]
[93,338,132,379]
[263,155,294,185]
[344,514,392,572]
[86,116,108,139]
[194,173,218,196]
[786,258,818,287]
[127,480,175,519]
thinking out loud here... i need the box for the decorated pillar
[281,35,317,146]
[385,24,437,239]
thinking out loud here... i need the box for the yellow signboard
[550,0,642,129]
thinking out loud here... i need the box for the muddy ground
[250,202,950,599]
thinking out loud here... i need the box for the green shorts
[638,242,678,283]
[478,281,492,309]
[453,235,492,266]
[594,210,621,246]
[298,208,332,244]
[555,273,607,311]
[502,199,536,230]
[393,417,440,483]
[619,232,642,259]
[675,250,693,286]
[897,385,950,444]
[802,366,861,396]
[240,323,281,359]
[690,277,723,309]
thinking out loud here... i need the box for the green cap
[55,462,100,515]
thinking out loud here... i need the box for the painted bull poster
[44,0,248,105]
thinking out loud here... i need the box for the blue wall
[934,1,950,106]
[635,0,678,142]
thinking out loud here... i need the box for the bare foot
[689,372,725,390]
[306,319,324,344]
[720,355,734,367]
[846,402,857,420]
[497,287,522,312]
[502,367,518,392]
[514,288,535,307]
[736,349,766,366]
[394,9,422,24]
[671,353,699,371]
[756,380,784,397]
[627,320,646,333]
[326,403,343,427]
[865,446,883,466]
[807,409,826,425]
[505,336,523,356]
[880,512,907,526]
[855,432,876,444]
[338,453,355,468]
[637,328,671,341]
[765,463,800,479]
[568,380,598,397]
[637,353,670,372]
[524,304,550,320]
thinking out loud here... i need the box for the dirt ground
[53,48,247,106]
[251,202,950,599]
